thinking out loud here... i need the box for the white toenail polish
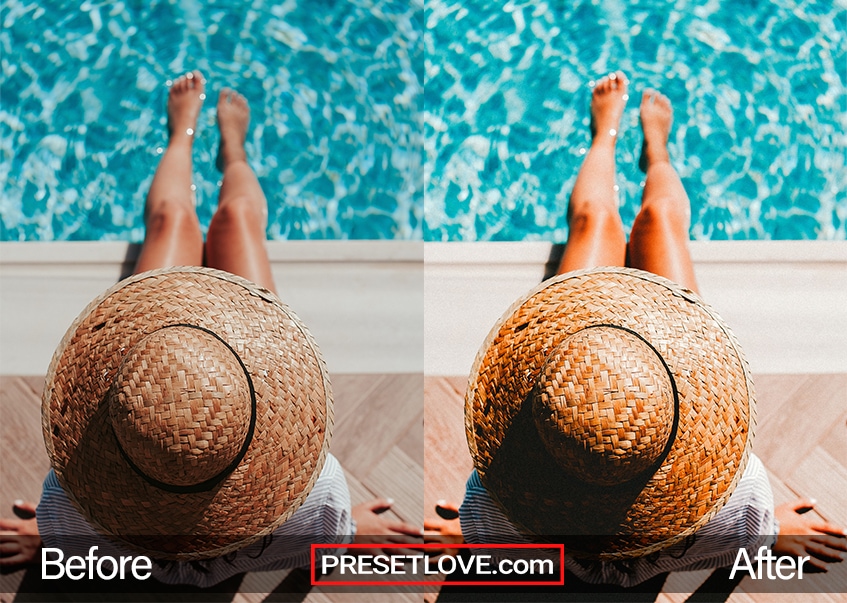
[613,185,620,192]
[190,184,196,191]
[186,128,194,136]
[199,93,206,100]
[609,128,617,137]
[609,72,616,80]
[622,94,629,101]
[186,72,194,79]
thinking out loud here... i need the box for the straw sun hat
[465,267,755,560]
[42,267,332,560]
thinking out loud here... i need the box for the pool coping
[2,240,845,376]
[0,241,423,376]
[424,240,847,376]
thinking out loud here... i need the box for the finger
[388,522,423,537]
[0,518,22,530]
[0,541,21,554]
[811,522,847,537]
[12,500,37,519]
[385,533,424,546]
[810,534,847,551]
[806,541,847,562]
[0,552,27,566]
[424,520,446,531]
[802,554,829,572]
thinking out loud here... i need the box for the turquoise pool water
[1,0,423,241]
[424,0,846,241]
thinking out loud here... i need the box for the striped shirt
[37,453,353,587]
[460,453,777,587]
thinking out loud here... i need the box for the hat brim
[465,267,755,559]
[43,267,332,560]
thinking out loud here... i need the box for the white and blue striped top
[36,453,353,587]
[460,453,777,587]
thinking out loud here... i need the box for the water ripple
[1,0,423,241]
[424,0,846,241]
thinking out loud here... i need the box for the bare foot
[216,88,250,171]
[167,70,205,143]
[639,89,672,171]
[0,501,41,566]
[590,71,629,145]
[773,498,847,572]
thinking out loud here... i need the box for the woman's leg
[557,72,628,276]
[204,89,277,293]
[627,90,699,292]
[134,71,205,274]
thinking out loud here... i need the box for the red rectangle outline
[309,543,565,586]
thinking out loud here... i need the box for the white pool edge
[0,241,424,376]
[2,240,844,377]
[424,241,847,376]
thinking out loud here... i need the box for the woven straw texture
[42,267,332,560]
[465,267,755,560]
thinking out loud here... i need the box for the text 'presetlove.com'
[311,544,565,586]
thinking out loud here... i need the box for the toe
[178,75,190,93]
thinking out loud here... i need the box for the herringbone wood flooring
[423,374,847,603]
[0,374,423,603]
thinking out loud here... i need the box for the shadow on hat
[466,267,755,560]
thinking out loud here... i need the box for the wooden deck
[424,374,847,603]
[3,371,846,601]
[0,374,423,603]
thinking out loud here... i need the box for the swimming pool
[1,0,423,241]
[424,0,846,241]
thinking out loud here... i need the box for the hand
[351,498,423,556]
[0,501,42,566]
[773,498,847,572]
[424,500,464,565]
